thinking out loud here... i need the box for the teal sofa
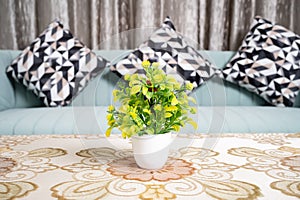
[0,50,299,135]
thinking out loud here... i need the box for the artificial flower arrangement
[105,60,197,138]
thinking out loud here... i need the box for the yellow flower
[186,82,194,91]
[143,108,151,115]
[113,90,119,101]
[130,111,137,120]
[105,127,112,137]
[165,105,178,112]
[108,119,115,126]
[172,125,180,132]
[165,112,173,118]
[106,113,113,121]
[108,105,114,112]
[124,74,130,81]
[142,60,150,68]
[121,132,128,138]
[171,95,179,106]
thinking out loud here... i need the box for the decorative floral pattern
[0,147,66,199]
[270,181,300,198]
[0,181,37,199]
[228,146,300,198]
[140,184,176,199]
[0,135,42,147]
[241,133,291,146]
[0,157,17,175]
[51,146,262,200]
[189,133,292,146]
[0,133,298,199]
[287,132,300,138]
[281,155,300,171]
[107,157,195,182]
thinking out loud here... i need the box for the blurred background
[0,0,299,51]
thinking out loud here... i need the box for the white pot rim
[132,132,172,140]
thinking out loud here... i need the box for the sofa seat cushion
[0,107,104,135]
[0,106,299,135]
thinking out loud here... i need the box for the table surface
[0,133,299,200]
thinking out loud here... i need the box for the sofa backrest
[1,49,299,110]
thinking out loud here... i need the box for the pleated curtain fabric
[0,0,299,51]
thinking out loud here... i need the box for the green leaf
[145,92,153,100]
[142,86,148,95]
[190,107,197,114]
[131,74,139,81]
[130,85,141,95]
[124,74,130,81]
[165,84,173,91]
[154,74,164,82]
[188,120,198,129]
[188,96,197,104]
[145,128,154,135]
[130,80,141,86]
[154,104,162,111]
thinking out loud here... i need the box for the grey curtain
[0,0,299,51]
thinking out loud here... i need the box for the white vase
[132,132,172,170]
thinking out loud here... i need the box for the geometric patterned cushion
[111,17,215,89]
[6,20,109,107]
[221,16,300,107]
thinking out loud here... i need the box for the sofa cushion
[0,106,298,135]
[111,17,215,89]
[221,16,300,107]
[6,20,109,107]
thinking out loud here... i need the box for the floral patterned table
[0,133,299,200]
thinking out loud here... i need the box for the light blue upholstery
[0,106,299,135]
[0,49,299,135]
[0,50,43,111]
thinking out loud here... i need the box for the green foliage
[106,60,197,138]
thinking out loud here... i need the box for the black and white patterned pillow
[111,17,215,89]
[221,16,300,107]
[6,20,109,107]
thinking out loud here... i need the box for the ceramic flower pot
[132,132,172,170]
